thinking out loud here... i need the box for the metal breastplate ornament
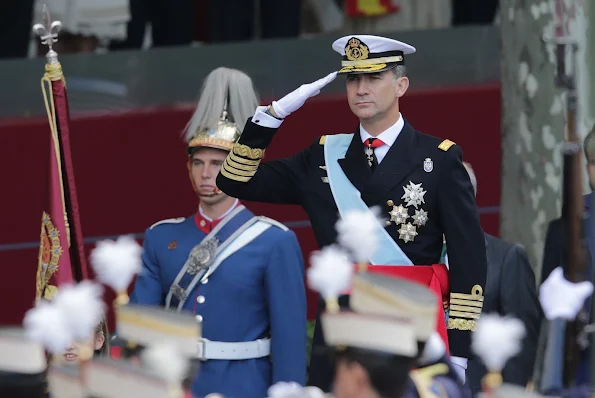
[187,238,219,275]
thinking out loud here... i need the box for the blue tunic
[129,207,307,398]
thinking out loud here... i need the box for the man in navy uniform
[216,34,487,390]
[130,67,307,398]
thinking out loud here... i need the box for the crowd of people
[1,0,501,59]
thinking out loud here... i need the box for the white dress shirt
[198,199,239,222]
[358,114,404,164]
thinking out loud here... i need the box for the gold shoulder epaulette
[438,139,456,151]
[319,136,327,145]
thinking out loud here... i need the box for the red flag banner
[346,0,400,17]
[35,53,88,302]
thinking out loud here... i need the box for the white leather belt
[196,338,271,361]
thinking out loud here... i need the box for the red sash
[347,264,450,353]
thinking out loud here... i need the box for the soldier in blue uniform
[129,67,307,398]
[216,34,487,390]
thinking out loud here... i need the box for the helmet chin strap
[200,187,224,197]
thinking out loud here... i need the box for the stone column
[499,0,566,279]
[587,0,595,128]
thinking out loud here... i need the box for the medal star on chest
[401,182,426,209]
[389,204,409,224]
[398,223,418,243]
[412,209,428,226]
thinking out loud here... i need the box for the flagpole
[33,4,89,303]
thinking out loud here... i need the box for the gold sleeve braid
[447,285,483,332]
[221,143,265,182]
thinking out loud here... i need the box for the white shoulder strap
[256,216,289,231]
[202,220,273,280]
[150,217,185,230]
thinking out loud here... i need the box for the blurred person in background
[317,0,451,34]
[460,162,540,394]
[539,125,595,386]
[451,0,500,25]
[109,0,196,50]
[541,124,595,285]
[208,0,302,42]
[33,0,130,54]
[0,2,35,59]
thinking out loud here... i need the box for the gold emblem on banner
[36,212,64,301]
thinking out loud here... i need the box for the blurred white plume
[472,313,526,372]
[307,245,352,300]
[335,207,383,264]
[90,235,142,293]
[23,300,73,354]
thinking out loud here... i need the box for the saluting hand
[270,71,338,119]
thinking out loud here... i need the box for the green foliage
[307,320,316,367]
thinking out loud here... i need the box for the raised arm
[216,72,337,205]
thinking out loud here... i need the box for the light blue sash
[323,134,413,266]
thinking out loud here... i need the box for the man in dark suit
[216,35,487,391]
[460,162,541,394]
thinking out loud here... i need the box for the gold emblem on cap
[168,241,177,250]
[345,37,369,61]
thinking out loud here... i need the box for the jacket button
[195,315,203,322]
[197,295,205,304]
[202,278,209,284]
